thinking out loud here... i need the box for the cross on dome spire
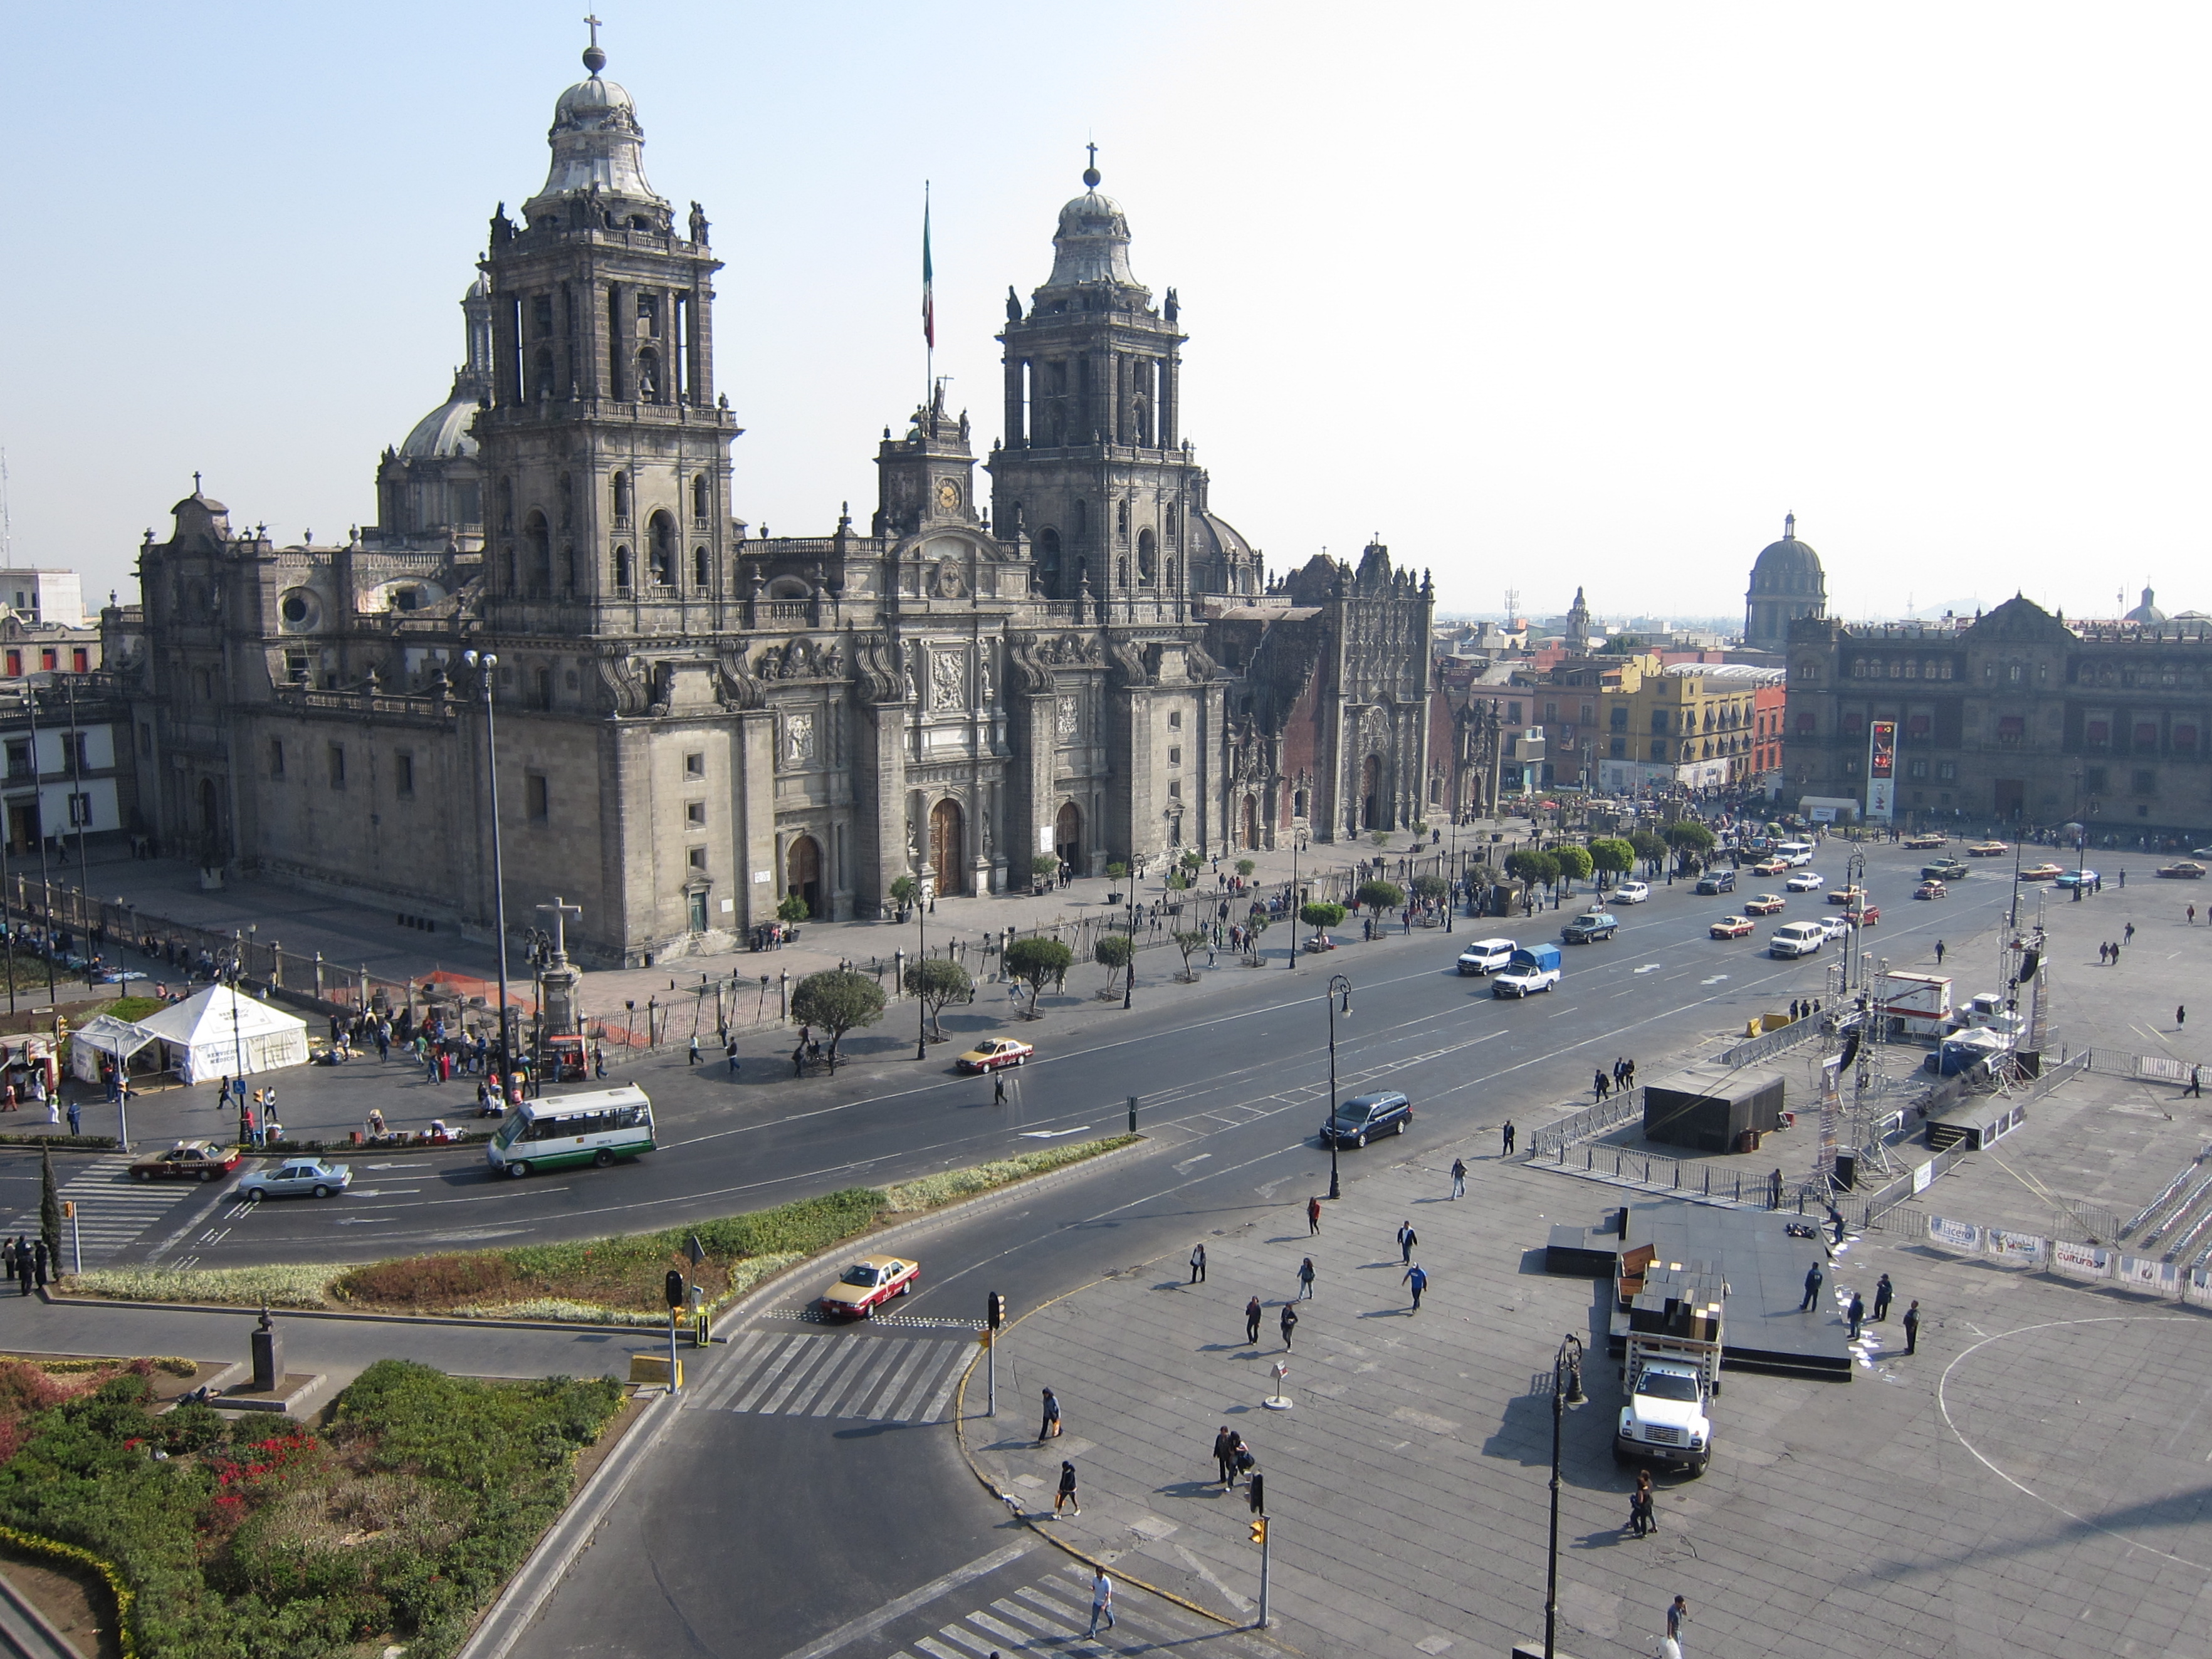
[1082,142,1101,190]
[582,13,605,73]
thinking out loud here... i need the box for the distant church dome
[1046,156,1140,289]
[2125,585,2167,624]
[1743,512,1827,651]
[399,398,479,460]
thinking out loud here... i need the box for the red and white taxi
[955,1038,1033,1073]
[819,1255,920,1319]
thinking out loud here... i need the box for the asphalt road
[0,839,2024,1280]
[505,837,2030,1659]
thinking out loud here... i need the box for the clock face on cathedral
[936,478,962,513]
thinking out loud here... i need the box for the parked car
[1743,892,1786,916]
[1613,881,1651,905]
[2053,869,2098,890]
[1967,840,2011,857]
[130,1141,242,1182]
[1708,915,1755,939]
[1694,869,1736,896]
[1914,881,1947,900]
[1455,938,1520,975]
[239,1159,353,1201]
[1561,911,1620,944]
[2157,861,2207,879]
[1323,1091,1412,1148]
[1785,871,1826,892]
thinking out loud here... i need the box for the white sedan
[1785,871,1826,892]
[1613,881,1651,905]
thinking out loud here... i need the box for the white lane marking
[1701,975,1729,985]
[1635,963,1662,973]
[770,1540,1034,1659]
[1172,1154,1213,1174]
[1015,1126,1090,1139]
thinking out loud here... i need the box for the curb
[34,1292,676,1335]
[451,1133,1158,1658]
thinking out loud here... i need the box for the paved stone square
[967,1131,2212,1659]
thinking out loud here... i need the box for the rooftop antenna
[1504,587,1519,624]
[0,448,10,565]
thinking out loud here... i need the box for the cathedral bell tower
[475,26,739,632]
[988,155,1200,617]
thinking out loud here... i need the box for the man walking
[1872,1272,1893,1321]
[65,1099,78,1137]
[1038,1388,1062,1442]
[1594,1069,1610,1102]
[2189,1065,2203,1098]
[1903,1300,1921,1354]
[1188,1242,1207,1284]
[993,1070,1008,1106]
[1087,1569,1114,1636]
[687,1034,700,1066]
[1397,1220,1417,1264]
[1279,1302,1298,1351]
[2179,1005,2188,1028]
[1297,1256,1315,1299]
[1403,1261,1427,1311]
[1501,1119,1516,1156]
[1934,939,1946,966]
[1847,1290,1865,1341]
[1450,1157,1467,1199]
[1245,1295,1264,1345]
[1307,1195,1322,1236]
[1800,1261,1824,1312]
[1213,1426,1239,1489]
[726,1038,740,1080]
[1667,1595,1689,1650]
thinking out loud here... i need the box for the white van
[1774,841,1816,867]
[1768,921,1827,959]
[1455,938,1519,976]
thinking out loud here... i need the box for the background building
[1595,659,1781,796]
[1743,515,1825,653]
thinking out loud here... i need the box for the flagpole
[923,181,933,417]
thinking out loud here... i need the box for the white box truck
[1877,972,1953,1039]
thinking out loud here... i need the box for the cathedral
[114,37,1434,965]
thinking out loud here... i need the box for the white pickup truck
[1491,944,1561,998]
[1454,937,1519,976]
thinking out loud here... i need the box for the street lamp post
[461,651,513,1083]
[1124,884,1136,1010]
[1543,1332,1588,1659]
[1324,974,1351,1200]
[1286,824,1300,970]
[915,887,928,1060]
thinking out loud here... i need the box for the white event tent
[123,986,310,1084]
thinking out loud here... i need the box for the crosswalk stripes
[705,1329,975,1425]
[0,1154,207,1269]
[881,1561,1264,1658]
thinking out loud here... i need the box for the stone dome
[2125,585,2167,624]
[1046,172,1140,289]
[1749,514,1825,594]
[399,397,478,460]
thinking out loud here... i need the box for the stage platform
[1546,1200,1855,1378]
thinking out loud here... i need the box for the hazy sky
[8,3,2208,624]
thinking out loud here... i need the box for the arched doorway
[785,834,822,919]
[1241,797,1259,850]
[1361,755,1383,831]
[1054,802,1082,875]
[929,798,965,896]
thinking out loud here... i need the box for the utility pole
[1247,1474,1270,1628]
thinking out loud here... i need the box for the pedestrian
[1502,1119,1516,1156]
[1056,1460,1079,1517]
[2126,921,2137,944]
[1403,1261,1427,1311]
[1800,1262,1824,1311]
[1594,1070,1609,1102]
[1848,1291,1865,1341]
[0,1238,12,1280]
[65,1099,78,1137]
[1245,1295,1262,1345]
[593,1044,607,1079]
[11,1238,27,1297]
[1667,1595,1689,1646]
[1903,1300,1921,1354]
[1624,1058,1635,1087]
[1629,1468,1655,1536]
[1086,1568,1113,1635]
[2189,1065,2203,1098]
[31,1239,47,1289]
[2119,869,2127,889]
[688,1034,700,1065]
[1872,1272,1893,1321]
[219,1074,233,1110]
[1214,1426,1239,1488]
[1189,1242,1207,1284]
[726,1039,740,1079]
[1297,1256,1315,1299]
[1307,1195,1322,1235]
[1038,1388,1062,1441]
[2181,1005,2189,1028]
[1450,1156,1467,1199]
[1280,1302,1297,1350]
[993,1070,1008,1106]
[792,1042,805,1078]
[1397,1220,1417,1264]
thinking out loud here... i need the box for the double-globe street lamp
[1543,1332,1588,1659]
[461,651,513,1084]
[1324,973,1351,1200]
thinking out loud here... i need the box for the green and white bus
[485,1086,656,1177]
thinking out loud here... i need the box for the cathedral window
[498,478,514,531]
[692,474,711,519]
[636,294,660,337]
[562,545,577,592]
[531,294,553,338]
[612,473,631,524]
[649,513,678,584]
[533,347,555,399]
[637,348,661,402]
[1117,558,1128,589]
[614,546,633,592]
[558,473,574,526]
[525,511,552,593]
[1117,499,1130,540]
[1166,505,1178,542]
[1138,529,1157,584]
[694,547,710,589]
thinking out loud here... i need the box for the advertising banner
[1911,1159,1935,1195]
[1986,1228,2047,1267]
[2119,1256,2179,1292]
[1866,720,1897,824]
[1927,1215,1981,1251]
[2050,1240,2112,1280]
[2187,1269,2212,1309]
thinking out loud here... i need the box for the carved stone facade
[120,40,1434,965]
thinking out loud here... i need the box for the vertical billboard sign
[1867,719,1897,822]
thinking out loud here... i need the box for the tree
[888,874,920,915]
[775,892,811,926]
[1553,844,1595,892]
[1300,901,1348,946]
[1165,867,1190,891]
[1235,859,1256,877]
[1356,880,1406,915]
[1030,852,1060,888]
[1369,828,1390,847]
[1180,849,1203,874]
[1093,931,1135,993]
[39,1144,59,1270]
[1504,849,1559,898]
[1412,873,1448,903]
[1172,929,1208,981]
[903,956,973,1041]
[1588,837,1635,884]
[789,970,885,1067]
[1664,820,1717,873]
[1628,830,1668,879]
[1004,937,1075,1015]
[1104,861,1128,883]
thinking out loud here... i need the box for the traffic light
[1247,1473,1264,1515]
[987,1292,1007,1330]
[664,1270,686,1309]
[1249,1517,1268,1546]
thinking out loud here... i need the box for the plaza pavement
[963,1124,2212,1659]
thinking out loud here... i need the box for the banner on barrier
[2051,1240,2112,1280]
[1912,1159,1935,1195]
[2119,1256,2179,1291]
[1927,1215,1982,1251]
[2186,1269,2212,1308]
[1987,1228,2047,1267]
